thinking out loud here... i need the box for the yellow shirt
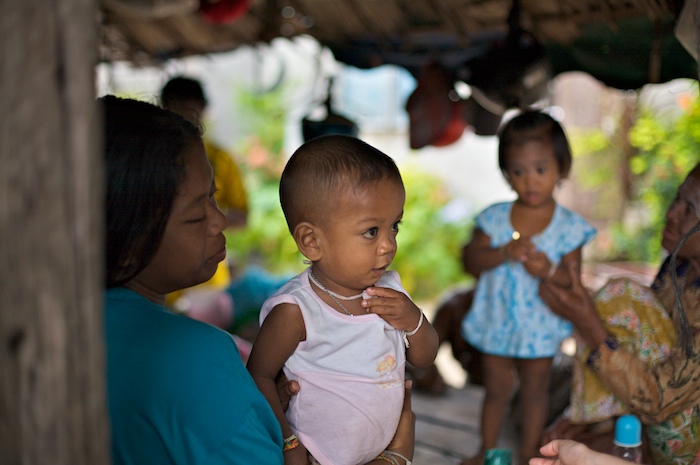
[205,140,247,215]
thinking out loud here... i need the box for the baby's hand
[361,286,421,331]
[523,249,550,278]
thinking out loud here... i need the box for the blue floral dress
[462,201,596,358]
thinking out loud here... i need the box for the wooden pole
[0,0,110,464]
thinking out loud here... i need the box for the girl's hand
[523,249,551,279]
[505,238,536,262]
[361,286,421,331]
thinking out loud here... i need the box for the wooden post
[0,0,111,464]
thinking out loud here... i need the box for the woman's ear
[293,222,321,261]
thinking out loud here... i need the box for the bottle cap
[614,415,642,447]
[484,448,511,465]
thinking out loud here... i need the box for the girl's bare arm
[462,228,534,277]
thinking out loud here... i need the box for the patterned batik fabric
[566,278,700,465]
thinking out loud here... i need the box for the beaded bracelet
[375,450,400,465]
[402,310,424,348]
[386,450,413,465]
[282,434,299,451]
[545,262,557,280]
[376,451,399,464]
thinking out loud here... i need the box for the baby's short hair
[280,135,402,232]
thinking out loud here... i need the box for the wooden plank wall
[0,0,111,464]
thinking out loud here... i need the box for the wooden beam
[0,0,110,464]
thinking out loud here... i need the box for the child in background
[247,134,439,465]
[460,111,596,465]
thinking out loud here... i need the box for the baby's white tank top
[260,268,407,465]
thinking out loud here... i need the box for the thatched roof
[99,0,697,90]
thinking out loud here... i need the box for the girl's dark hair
[498,110,572,178]
[101,95,201,288]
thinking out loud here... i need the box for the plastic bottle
[484,448,511,465]
[612,415,642,463]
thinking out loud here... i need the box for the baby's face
[312,177,405,296]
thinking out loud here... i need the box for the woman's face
[662,167,700,260]
[126,140,227,302]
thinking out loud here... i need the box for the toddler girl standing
[461,110,596,465]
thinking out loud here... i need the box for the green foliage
[225,179,302,275]
[611,96,700,261]
[234,86,288,157]
[226,86,301,275]
[568,127,625,221]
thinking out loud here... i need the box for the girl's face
[312,178,405,296]
[126,141,227,303]
[662,168,700,261]
[505,140,560,208]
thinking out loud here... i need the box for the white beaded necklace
[309,269,362,316]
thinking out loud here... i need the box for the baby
[247,134,438,465]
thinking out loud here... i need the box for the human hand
[540,416,589,446]
[275,371,300,412]
[523,249,551,279]
[504,238,536,262]
[538,262,594,322]
[538,263,607,347]
[361,286,422,332]
[531,440,628,465]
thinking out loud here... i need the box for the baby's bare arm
[247,304,306,447]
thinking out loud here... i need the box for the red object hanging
[199,0,249,24]
[432,100,467,147]
[406,63,467,149]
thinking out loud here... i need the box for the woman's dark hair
[498,110,572,178]
[101,95,201,288]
